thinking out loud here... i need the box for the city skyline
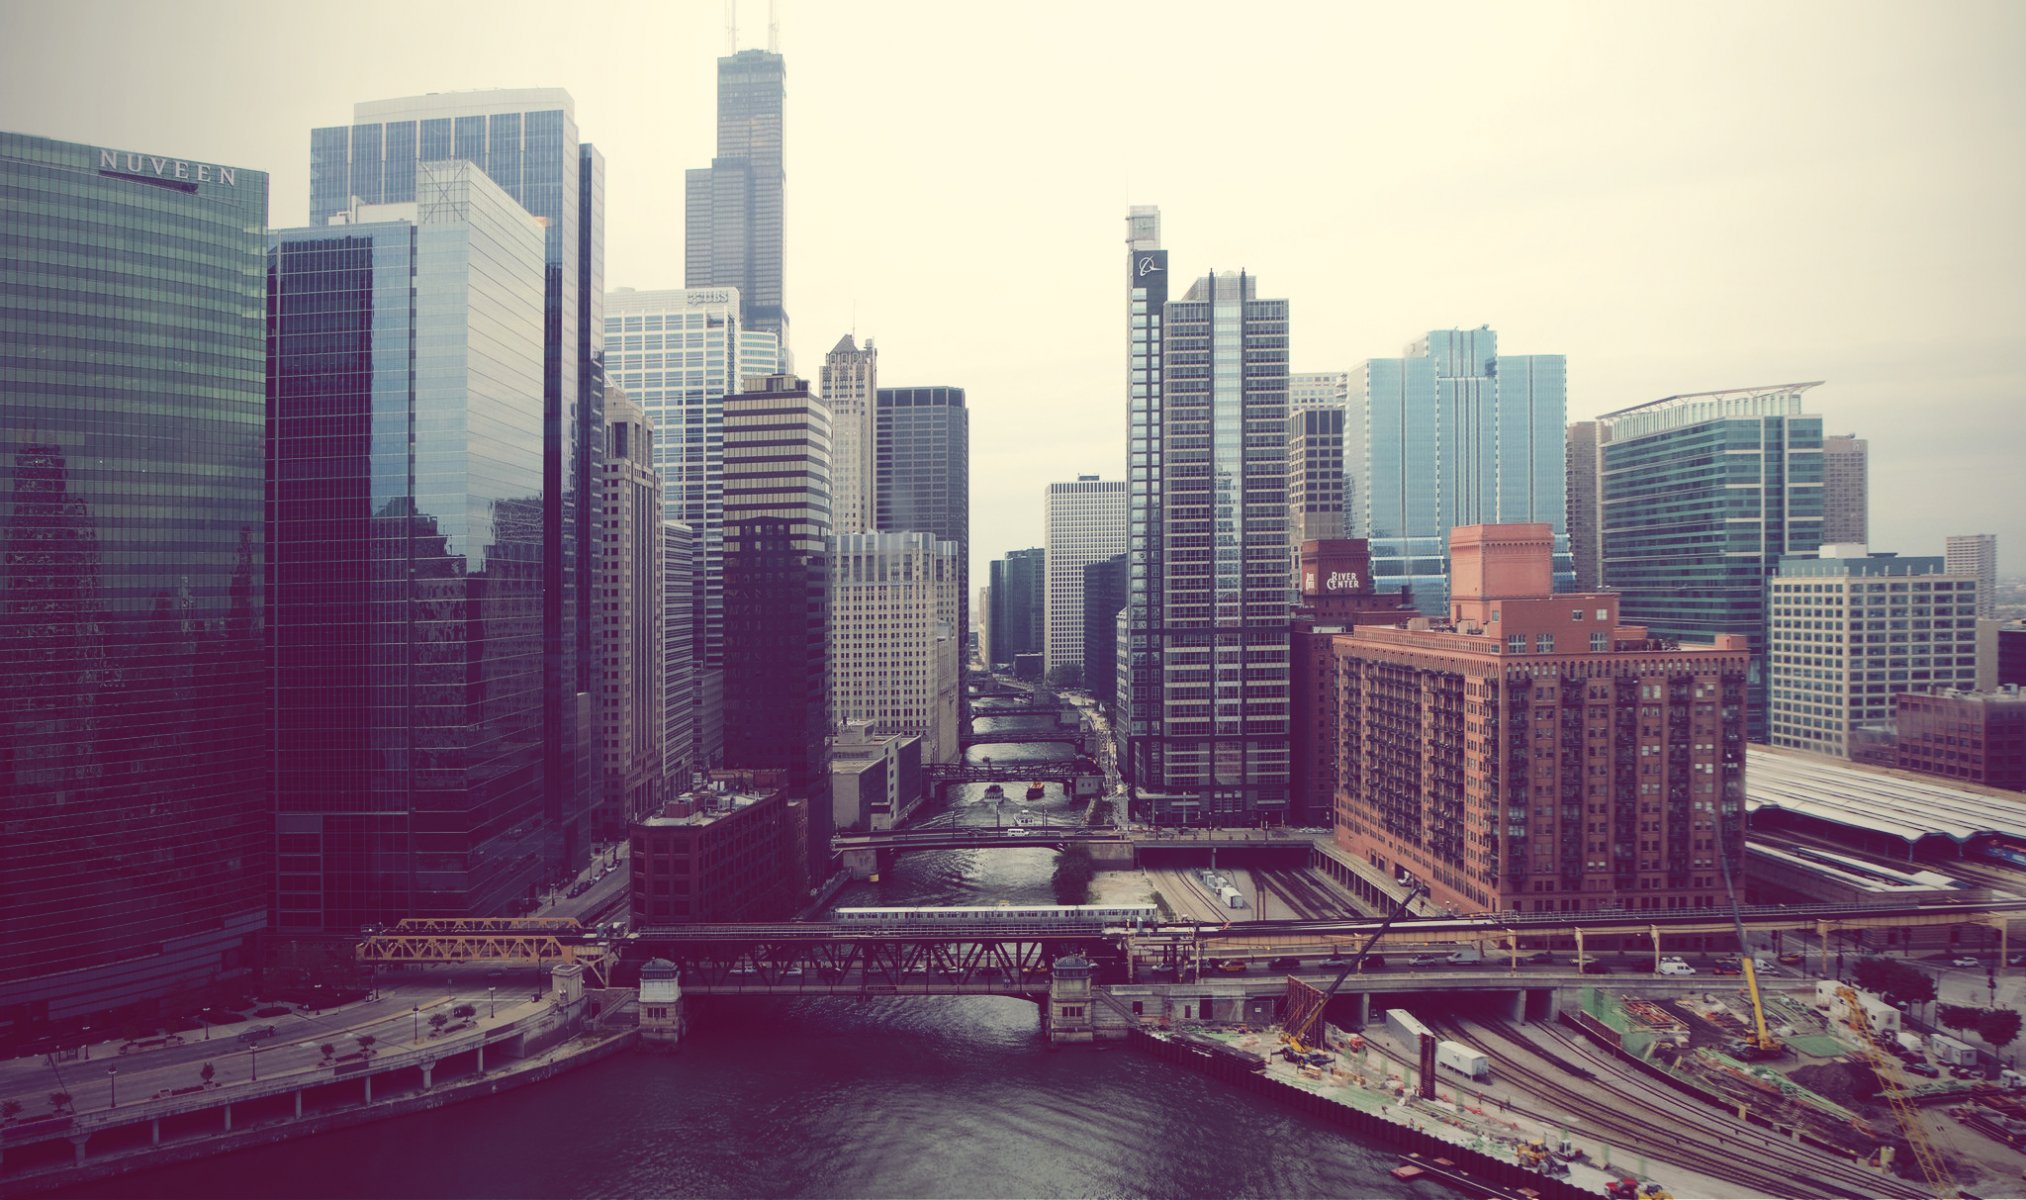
[2,1,2020,595]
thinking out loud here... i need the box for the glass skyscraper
[875,386,969,682]
[1350,328,1569,613]
[1117,206,1169,794]
[1598,383,1826,741]
[1,134,270,1027]
[269,163,549,931]
[689,49,789,362]
[312,89,605,879]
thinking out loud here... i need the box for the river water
[71,728,1407,1199]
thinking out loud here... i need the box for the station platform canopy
[1747,745,2026,853]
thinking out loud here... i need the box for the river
[68,729,1407,1199]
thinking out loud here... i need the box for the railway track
[1253,867,1358,921]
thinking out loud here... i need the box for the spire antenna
[726,0,737,53]
[768,0,780,53]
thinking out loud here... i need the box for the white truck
[1436,1039,1491,1081]
[1930,1033,1978,1067]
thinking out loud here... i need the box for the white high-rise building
[830,532,962,763]
[821,334,878,536]
[1768,546,1981,758]
[1044,475,1128,682]
[1946,534,1998,620]
[1289,371,1348,413]
[596,389,666,838]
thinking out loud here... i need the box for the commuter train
[833,903,1160,927]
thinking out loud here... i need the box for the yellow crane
[1836,986,1955,1198]
[1281,882,1427,1055]
[1718,847,1782,1059]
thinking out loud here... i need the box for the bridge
[833,826,1129,854]
[924,756,1089,785]
[957,729,1081,747]
[967,704,1071,721]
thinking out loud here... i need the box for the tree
[1044,662,1082,692]
[1977,1007,2021,1052]
[429,1013,449,1035]
[48,1092,71,1114]
[452,1004,476,1020]
[2,1098,23,1123]
[1882,962,1935,1009]
[199,1061,216,1087]
[1852,957,1892,993]
[1938,1004,1985,1034]
[1052,844,1095,905]
[356,1034,377,1056]
[318,1042,335,1063]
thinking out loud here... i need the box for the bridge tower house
[1047,955,1096,1044]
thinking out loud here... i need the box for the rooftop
[1746,744,2026,847]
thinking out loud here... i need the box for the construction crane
[1836,986,1955,1198]
[1282,882,1428,1054]
[1717,845,1782,1059]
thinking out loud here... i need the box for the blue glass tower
[312,90,604,881]
[1,134,269,1027]
[1350,327,1569,613]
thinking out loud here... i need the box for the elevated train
[833,903,1159,928]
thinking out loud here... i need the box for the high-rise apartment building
[1767,547,1980,758]
[1290,405,1348,549]
[1291,540,1413,828]
[875,386,969,681]
[606,286,752,772]
[312,88,606,879]
[663,522,696,792]
[1565,420,1605,591]
[988,548,1046,670]
[687,49,789,359]
[1132,268,1293,824]
[1350,328,1569,614]
[597,390,667,838]
[1082,554,1129,714]
[1044,477,1128,684]
[1598,383,1825,741]
[1118,205,1170,797]
[1821,434,1868,544]
[722,375,832,883]
[1946,535,1998,620]
[1,135,270,1028]
[830,532,961,763]
[1334,525,1749,915]
[822,334,878,535]
[269,166,549,932]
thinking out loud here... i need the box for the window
[1536,634,1555,653]
[1590,632,1608,652]
[1507,635,1526,653]
[1572,609,1585,621]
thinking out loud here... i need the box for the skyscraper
[1565,420,1605,591]
[722,374,832,884]
[1767,546,1979,758]
[1081,554,1128,714]
[1118,206,1169,794]
[688,49,789,360]
[1123,265,1293,825]
[1821,434,1868,545]
[1044,477,1128,684]
[1598,383,1825,740]
[988,547,1046,670]
[876,386,969,679]
[822,334,878,535]
[2,134,270,1027]
[597,389,667,838]
[1946,534,1998,620]
[830,531,961,763]
[269,164,549,931]
[605,286,751,772]
[1349,327,1568,613]
[312,88,606,879]
[663,521,696,792]
[1289,406,1348,546]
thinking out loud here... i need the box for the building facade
[1289,405,1348,549]
[830,726,926,833]
[1895,687,2026,792]
[597,390,667,838]
[821,334,878,536]
[988,548,1046,670]
[605,286,752,772]
[1,135,271,1027]
[1044,476,1128,684]
[1118,206,1170,802]
[1767,547,1980,758]
[269,164,549,933]
[687,48,789,359]
[722,375,832,884]
[663,522,696,792]
[830,532,961,763]
[1946,535,1998,620]
[875,386,969,685]
[1821,434,1869,545]
[1598,383,1825,741]
[1082,554,1129,714]
[1350,328,1569,614]
[313,88,607,882]
[628,778,795,924]
[1565,420,1604,591]
[1334,525,1750,915]
[1289,541,1413,828]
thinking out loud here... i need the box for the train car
[1386,1008,1434,1046]
[1969,834,2026,870]
[832,904,1158,927]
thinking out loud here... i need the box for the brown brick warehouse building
[1331,525,1750,916]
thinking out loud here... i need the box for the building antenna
[769,0,780,53]
[725,0,737,53]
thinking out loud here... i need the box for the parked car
[1582,961,1612,975]
[1268,957,1302,971]
[237,1024,278,1045]
[1951,956,1980,968]
[1714,961,1743,976]
[1006,828,1030,838]
[1777,951,1804,964]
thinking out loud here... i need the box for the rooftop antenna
[768,0,780,53]
[725,0,737,53]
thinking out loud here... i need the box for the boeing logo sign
[99,149,238,187]
[1136,256,1163,278]
[1128,248,1167,287]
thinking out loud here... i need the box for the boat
[1025,783,1046,800]
[983,783,1005,797]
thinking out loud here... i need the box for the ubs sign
[99,149,238,187]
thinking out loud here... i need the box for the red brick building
[1333,524,1749,915]
[628,769,801,924]
[1894,687,2026,792]
[1290,540,1413,827]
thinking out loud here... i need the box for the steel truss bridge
[833,827,1127,854]
[924,756,1089,785]
[966,704,1070,721]
[957,729,1081,747]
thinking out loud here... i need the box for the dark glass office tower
[688,50,789,360]
[269,162,549,931]
[1082,553,1128,714]
[0,134,269,1030]
[988,547,1045,669]
[312,90,605,881]
[875,386,969,682]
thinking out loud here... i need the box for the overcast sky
[5,0,2022,591]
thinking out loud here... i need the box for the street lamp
[82,1025,90,1061]
[250,1039,260,1082]
[203,1008,211,1040]
[107,1066,117,1108]
[488,987,496,1018]
[412,1005,420,1043]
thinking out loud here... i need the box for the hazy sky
[5,0,2022,591]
